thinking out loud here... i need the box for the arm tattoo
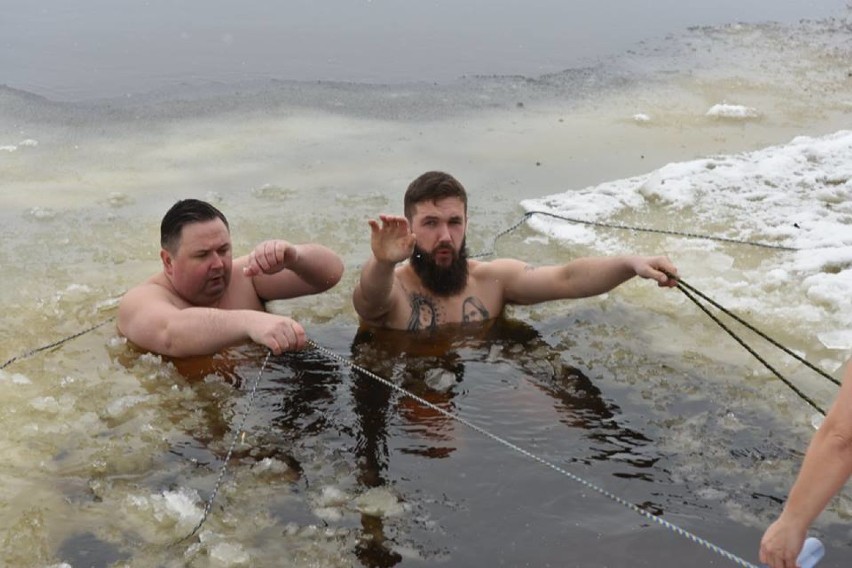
[523,264,536,271]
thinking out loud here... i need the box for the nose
[211,252,225,270]
[437,222,452,243]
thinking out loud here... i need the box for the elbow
[327,257,345,290]
[824,429,852,454]
[313,256,344,293]
[352,288,386,324]
[158,332,183,358]
[818,411,852,455]
[156,322,195,358]
[119,319,179,358]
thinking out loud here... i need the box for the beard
[410,240,469,297]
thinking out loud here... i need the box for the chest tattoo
[407,293,440,331]
[406,293,490,330]
[462,296,489,323]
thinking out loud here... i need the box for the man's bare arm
[244,241,344,301]
[353,256,403,324]
[760,362,852,568]
[117,285,305,357]
[499,255,678,305]
[352,215,415,324]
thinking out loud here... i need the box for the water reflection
[108,318,663,566]
[346,316,658,566]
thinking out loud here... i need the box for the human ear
[161,249,174,275]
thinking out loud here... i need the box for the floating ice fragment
[633,113,651,123]
[313,507,344,522]
[29,396,61,413]
[209,541,250,565]
[816,329,852,350]
[354,487,405,518]
[96,297,121,312]
[106,192,133,207]
[424,368,457,392]
[27,207,56,220]
[706,103,759,119]
[105,395,148,418]
[156,488,203,525]
[13,373,32,384]
[251,457,290,475]
[317,485,348,507]
[0,371,32,385]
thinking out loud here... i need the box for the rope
[306,339,761,568]
[0,316,116,370]
[0,211,806,373]
[0,312,274,544]
[173,349,272,544]
[472,210,800,259]
[675,278,839,387]
[673,280,826,415]
[0,213,829,563]
[475,211,837,412]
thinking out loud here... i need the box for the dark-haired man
[353,171,678,330]
[118,199,343,357]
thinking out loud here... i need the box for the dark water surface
[94,316,839,567]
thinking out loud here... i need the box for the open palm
[369,215,416,264]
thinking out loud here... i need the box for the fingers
[651,256,677,277]
[257,241,280,272]
[760,549,793,568]
[264,318,307,354]
[245,241,294,277]
[759,521,804,568]
[373,215,410,234]
[379,214,407,224]
[657,269,679,287]
[290,320,307,350]
[642,256,678,287]
[243,249,260,277]
[758,543,771,566]
[244,244,273,276]
[369,215,416,263]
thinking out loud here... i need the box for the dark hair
[160,199,229,252]
[404,171,468,220]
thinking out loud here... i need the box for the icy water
[1,1,852,567]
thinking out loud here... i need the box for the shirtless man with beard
[353,171,679,331]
